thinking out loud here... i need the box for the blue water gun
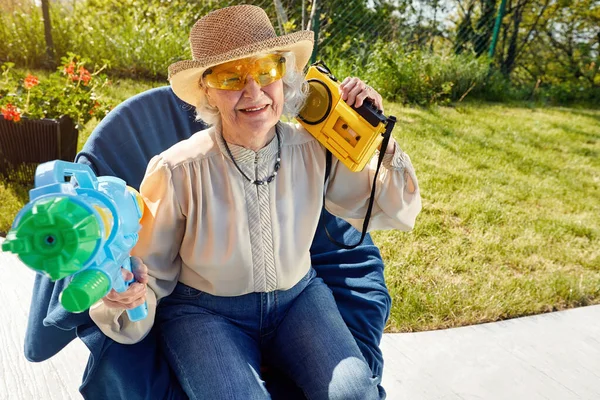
[1,160,148,321]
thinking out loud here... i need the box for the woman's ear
[204,88,216,108]
[199,78,215,108]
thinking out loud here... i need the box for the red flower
[77,66,92,85]
[1,104,22,122]
[89,100,101,115]
[63,61,93,85]
[23,74,39,89]
[63,61,76,76]
[23,74,39,90]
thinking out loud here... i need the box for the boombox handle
[322,116,397,249]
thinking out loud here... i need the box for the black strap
[322,116,396,249]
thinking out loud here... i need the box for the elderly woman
[90,4,421,399]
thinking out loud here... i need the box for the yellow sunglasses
[202,54,286,91]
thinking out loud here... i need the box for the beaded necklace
[222,127,281,186]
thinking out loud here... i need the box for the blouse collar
[214,123,281,165]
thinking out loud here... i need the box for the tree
[517,0,600,88]
[474,0,498,56]
[452,0,499,56]
[41,0,56,68]
[454,0,476,54]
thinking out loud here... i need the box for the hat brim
[169,30,314,107]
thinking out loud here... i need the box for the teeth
[243,106,266,112]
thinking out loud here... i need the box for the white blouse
[90,122,421,344]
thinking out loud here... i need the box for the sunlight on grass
[0,180,30,236]
[375,102,600,332]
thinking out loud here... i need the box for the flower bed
[0,54,112,183]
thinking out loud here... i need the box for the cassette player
[297,62,392,172]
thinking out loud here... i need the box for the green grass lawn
[1,82,599,332]
[377,102,600,332]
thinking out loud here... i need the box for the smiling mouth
[239,105,269,112]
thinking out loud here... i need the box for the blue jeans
[156,268,381,400]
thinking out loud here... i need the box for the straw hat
[168,5,315,106]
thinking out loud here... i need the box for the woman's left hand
[339,77,384,112]
[339,77,395,154]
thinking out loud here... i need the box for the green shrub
[471,69,529,102]
[333,41,491,105]
[536,80,600,105]
[51,0,200,79]
[0,0,226,79]
[0,2,46,68]
[477,69,600,106]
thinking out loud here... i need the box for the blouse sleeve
[324,142,422,232]
[89,155,186,344]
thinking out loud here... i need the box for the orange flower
[23,74,39,89]
[77,66,92,85]
[89,100,101,115]
[1,104,22,122]
[63,61,93,85]
[63,61,76,76]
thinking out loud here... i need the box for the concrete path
[380,307,600,399]
[1,237,599,399]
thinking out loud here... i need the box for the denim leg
[80,325,188,400]
[156,284,269,400]
[311,210,391,396]
[266,272,380,400]
[263,367,306,400]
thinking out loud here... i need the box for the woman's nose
[242,76,262,97]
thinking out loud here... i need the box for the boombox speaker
[296,61,398,249]
[297,61,397,172]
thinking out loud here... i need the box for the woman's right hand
[101,256,149,310]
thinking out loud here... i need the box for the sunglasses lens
[253,56,286,86]
[214,71,244,90]
[204,65,245,90]
[204,55,286,90]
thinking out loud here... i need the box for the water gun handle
[119,256,149,322]
[58,255,149,320]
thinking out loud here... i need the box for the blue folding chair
[23,86,391,399]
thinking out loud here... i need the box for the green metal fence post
[488,0,507,58]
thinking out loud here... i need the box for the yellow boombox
[297,62,396,172]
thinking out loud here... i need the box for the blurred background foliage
[0,0,598,105]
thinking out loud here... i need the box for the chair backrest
[75,86,207,189]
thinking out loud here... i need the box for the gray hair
[194,51,308,127]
